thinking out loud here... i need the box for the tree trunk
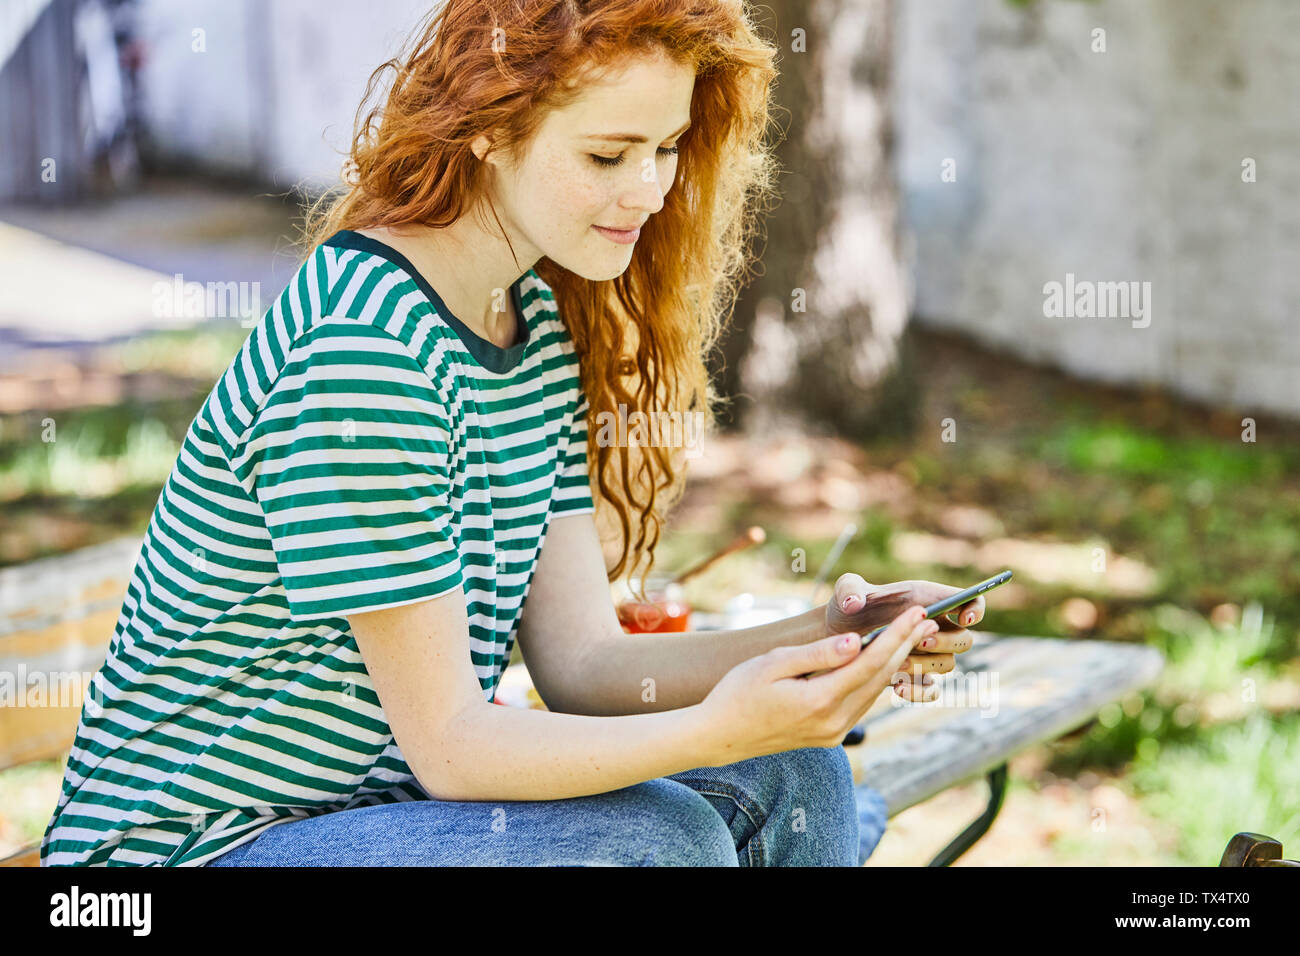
[711,0,914,440]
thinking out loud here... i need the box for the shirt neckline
[324,228,531,374]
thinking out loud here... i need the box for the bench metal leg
[926,763,1008,867]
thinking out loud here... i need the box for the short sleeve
[238,321,463,621]
[551,386,596,518]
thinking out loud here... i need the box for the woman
[41,0,983,867]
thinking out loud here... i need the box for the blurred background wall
[896,0,1300,417]
[132,0,432,189]
[5,0,1296,416]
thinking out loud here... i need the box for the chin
[555,251,634,282]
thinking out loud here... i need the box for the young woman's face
[479,49,696,281]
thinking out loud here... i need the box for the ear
[470,133,496,164]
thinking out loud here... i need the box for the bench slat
[0,845,41,867]
[0,542,130,772]
[0,536,139,634]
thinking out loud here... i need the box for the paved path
[0,178,301,374]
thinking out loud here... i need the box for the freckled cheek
[549,175,608,226]
[554,163,609,212]
[522,156,611,241]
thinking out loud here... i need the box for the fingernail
[840,634,857,650]
[919,637,935,649]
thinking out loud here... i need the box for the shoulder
[206,243,444,460]
[316,239,436,351]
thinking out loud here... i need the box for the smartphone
[859,570,1013,648]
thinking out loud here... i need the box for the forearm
[422,699,721,801]
[557,603,830,716]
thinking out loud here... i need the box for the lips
[592,223,642,245]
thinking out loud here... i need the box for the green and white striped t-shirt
[41,229,596,866]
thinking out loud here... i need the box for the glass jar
[615,572,692,633]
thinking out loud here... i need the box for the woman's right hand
[697,605,941,764]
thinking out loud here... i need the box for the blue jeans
[207,746,888,866]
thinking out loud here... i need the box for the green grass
[111,322,249,378]
[0,325,247,565]
[1039,420,1297,484]
[0,417,180,500]
[820,345,1300,863]
[896,413,1300,648]
[873,418,1300,861]
[1047,601,1292,773]
[0,759,65,851]
[1130,713,1300,864]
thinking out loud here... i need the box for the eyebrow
[583,119,691,144]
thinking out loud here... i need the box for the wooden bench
[0,536,143,866]
[0,537,1169,867]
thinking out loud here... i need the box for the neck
[366,208,539,346]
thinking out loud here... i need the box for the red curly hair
[302,0,779,591]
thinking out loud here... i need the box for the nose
[620,164,666,217]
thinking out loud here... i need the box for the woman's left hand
[823,574,985,700]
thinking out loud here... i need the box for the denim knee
[768,746,857,813]
[619,778,739,866]
[755,746,861,864]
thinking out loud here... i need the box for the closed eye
[590,146,680,168]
